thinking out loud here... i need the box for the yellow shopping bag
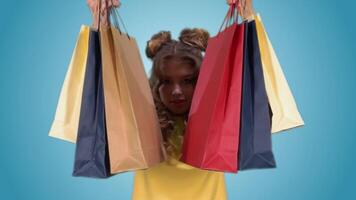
[49,25,90,142]
[100,25,166,173]
[255,14,304,133]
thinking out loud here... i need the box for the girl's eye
[161,79,171,85]
[183,78,194,84]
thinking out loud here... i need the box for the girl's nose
[172,84,183,96]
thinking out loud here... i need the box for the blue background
[1,0,355,199]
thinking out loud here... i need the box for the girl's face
[158,57,196,116]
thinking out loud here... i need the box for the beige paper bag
[100,26,166,173]
[49,25,90,142]
[255,14,304,133]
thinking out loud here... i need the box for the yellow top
[131,117,227,200]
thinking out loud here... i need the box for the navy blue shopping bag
[238,20,276,170]
[73,30,111,178]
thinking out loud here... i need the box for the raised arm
[87,0,121,29]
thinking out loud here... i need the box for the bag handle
[109,4,131,39]
[218,0,241,33]
[96,0,130,39]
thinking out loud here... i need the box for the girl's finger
[112,0,120,7]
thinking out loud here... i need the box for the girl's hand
[226,0,254,20]
[226,0,237,4]
[87,0,121,29]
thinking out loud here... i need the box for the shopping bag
[73,30,111,178]
[238,20,276,170]
[254,14,304,133]
[49,25,89,143]
[181,4,245,172]
[100,24,166,174]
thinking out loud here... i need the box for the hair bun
[146,31,172,59]
[179,28,210,51]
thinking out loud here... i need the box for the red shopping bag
[181,4,245,173]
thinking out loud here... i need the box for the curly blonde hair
[145,28,210,152]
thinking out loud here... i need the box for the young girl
[131,29,227,200]
[87,0,254,199]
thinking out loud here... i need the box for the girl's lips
[171,100,186,104]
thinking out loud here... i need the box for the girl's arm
[86,0,121,30]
